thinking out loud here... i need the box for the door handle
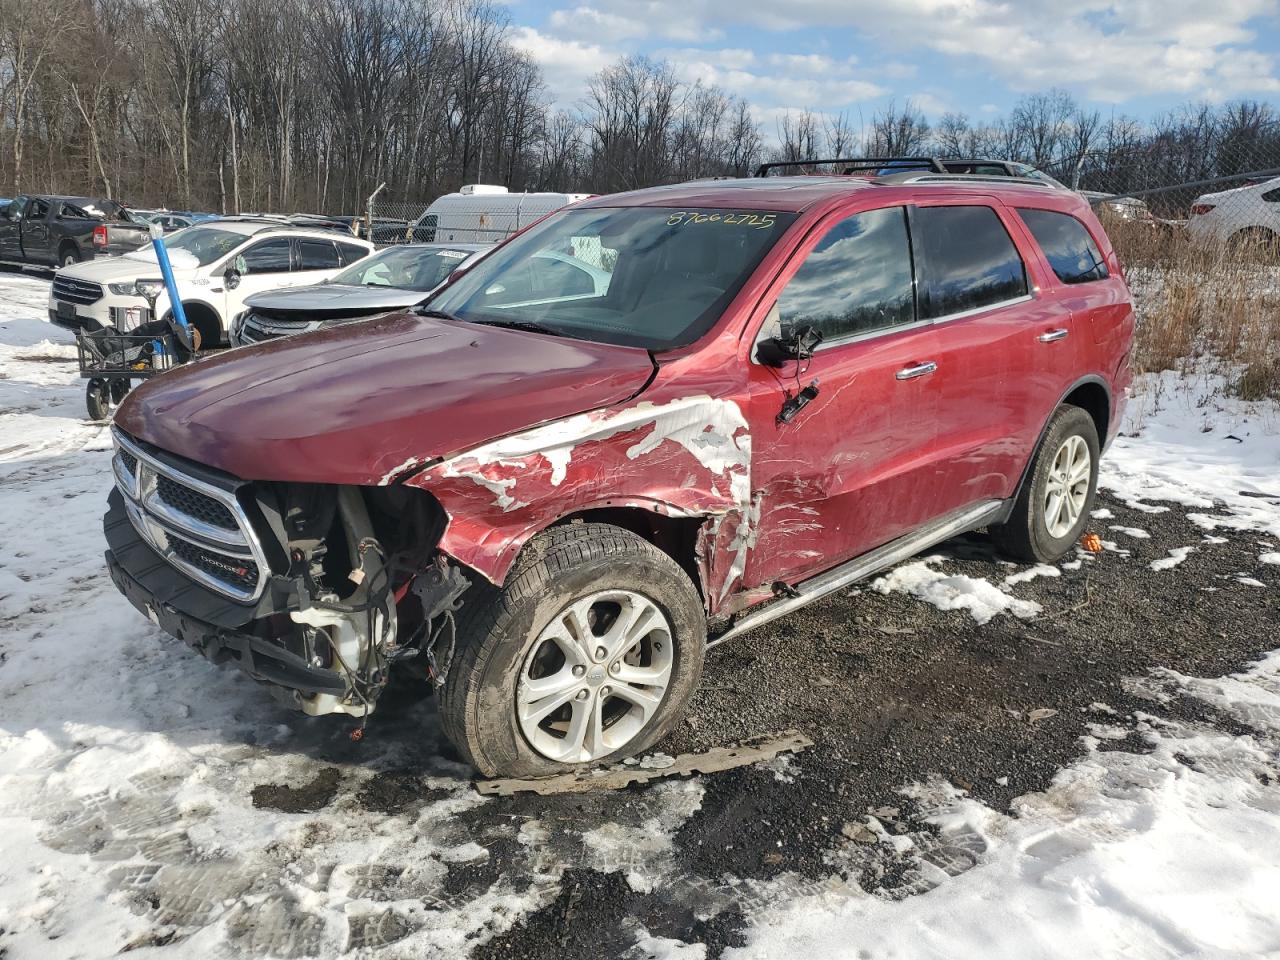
[895,361,938,380]
[1037,328,1069,343]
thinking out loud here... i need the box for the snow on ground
[734,651,1280,960]
[871,558,1043,624]
[1,268,1279,959]
[1102,368,1280,537]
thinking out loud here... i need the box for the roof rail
[873,172,1057,189]
[754,157,947,178]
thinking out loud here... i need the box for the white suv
[1188,177,1280,249]
[48,220,373,346]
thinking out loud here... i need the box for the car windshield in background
[123,226,246,267]
[425,206,797,349]
[331,246,471,292]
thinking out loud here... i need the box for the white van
[408,185,589,244]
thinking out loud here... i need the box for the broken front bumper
[104,488,345,698]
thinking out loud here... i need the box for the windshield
[425,206,796,349]
[331,245,472,292]
[123,226,247,268]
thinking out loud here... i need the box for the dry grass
[1107,216,1280,400]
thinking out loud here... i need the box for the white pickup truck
[48,220,373,346]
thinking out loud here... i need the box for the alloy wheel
[1043,434,1091,539]
[516,589,673,763]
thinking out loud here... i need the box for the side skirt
[707,499,1006,649]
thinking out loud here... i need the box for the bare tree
[867,99,930,155]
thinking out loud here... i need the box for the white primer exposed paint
[433,395,755,593]
[377,455,429,486]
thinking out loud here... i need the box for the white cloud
[509,27,618,108]
[547,2,718,43]
[545,0,1280,102]
[906,91,951,116]
[657,46,887,109]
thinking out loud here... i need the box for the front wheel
[990,405,1100,563]
[439,522,706,779]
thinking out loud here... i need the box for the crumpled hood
[115,312,655,484]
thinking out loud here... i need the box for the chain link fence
[1042,131,1280,253]
[358,195,548,248]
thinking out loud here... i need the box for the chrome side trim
[707,499,1005,649]
[111,428,270,602]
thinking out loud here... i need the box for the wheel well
[57,240,79,259]
[174,302,223,348]
[558,508,704,599]
[1062,381,1109,444]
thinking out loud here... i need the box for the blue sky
[507,0,1280,132]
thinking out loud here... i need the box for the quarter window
[914,205,1027,319]
[297,239,340,270]
[1019,208,1109,285]
[774,206,915,342]
[238,238,292,274]
[1261,187,1280,203]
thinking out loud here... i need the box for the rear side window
[298,239,340,270]
[1019,208,1108,285]
[775,206,915,341]
[336,242,368,265]
[237,238,293,274]
[914,205,1027,319]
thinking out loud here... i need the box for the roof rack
[873,172,1057,189]
[754,157,947,178]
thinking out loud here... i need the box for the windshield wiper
[468,317,563,337]
[413,307,463,322]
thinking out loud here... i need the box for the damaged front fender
[404,394,754,613]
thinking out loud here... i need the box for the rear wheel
[990,405,1100,563]
[60,247,81,268]
[439,522,705,779]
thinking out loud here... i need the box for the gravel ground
[242,489,1278,958]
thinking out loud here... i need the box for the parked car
[0,194,151,269]
[233,241,489,345]
[130,210,195,232]
[49,222,372,346]
[406,185,589,244]
[1188,177,1280,250]
[103,174,1132,777]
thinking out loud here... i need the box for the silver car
[233,242,490,345]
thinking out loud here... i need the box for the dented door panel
[743,326,943,588]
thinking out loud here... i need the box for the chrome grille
[156,474,238,531]
[111,428,269,602]
[52,275,104,305]
[240,313,316,343]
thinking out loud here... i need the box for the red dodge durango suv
[104,173,1134,778]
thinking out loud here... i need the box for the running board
[707,499,1005,649]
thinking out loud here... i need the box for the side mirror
[224,266,241,290]
[756,324,823,367]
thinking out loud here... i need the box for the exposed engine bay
[260,483,471,719]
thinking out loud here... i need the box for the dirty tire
[60,247,81,268]
[440,522,705,779]
[990,404,1100,563]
